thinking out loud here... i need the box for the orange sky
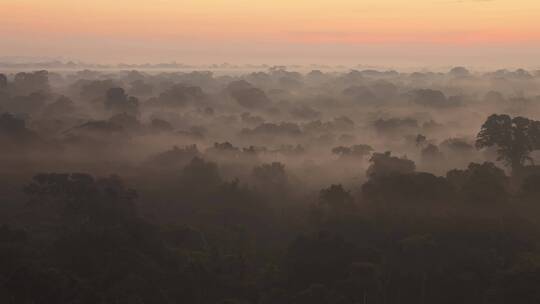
[1,0,540,66]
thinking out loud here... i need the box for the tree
[23,173,138,229]
[366,151,415,178]
[13,70,50,94]
[252,162,289,192]
[105,87,139,115]
[0,73,7,89]
[446,162,508,204]
[148,145,201,168]
[181,157,222,191]
[332,144,373,159]
[311,185,356,226]
[227,81,271,109]
[154,83,204,107]
[476,114,540,173]
[319,184,354,214]
[409,89,453,108]
[362,172,453,206]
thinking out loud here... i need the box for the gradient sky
[1,0,540,67]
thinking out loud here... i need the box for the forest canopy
[1,66,540,303]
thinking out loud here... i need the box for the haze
[3,1,540,303]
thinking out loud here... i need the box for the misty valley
[1,67,540,303]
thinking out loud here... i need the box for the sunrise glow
[1,0,540,65]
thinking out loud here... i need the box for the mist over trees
[1,66,540,303]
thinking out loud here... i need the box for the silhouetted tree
[447,162,508,204]
[476,114,540,173]
[367,151,415,178]
[312,185,356,225]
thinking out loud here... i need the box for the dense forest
[1,67,540,303]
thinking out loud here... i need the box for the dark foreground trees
[1,153,539,304]
[3,113,540,303]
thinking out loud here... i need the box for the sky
[1,0,540,67]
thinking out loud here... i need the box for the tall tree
[476,114,540,173]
